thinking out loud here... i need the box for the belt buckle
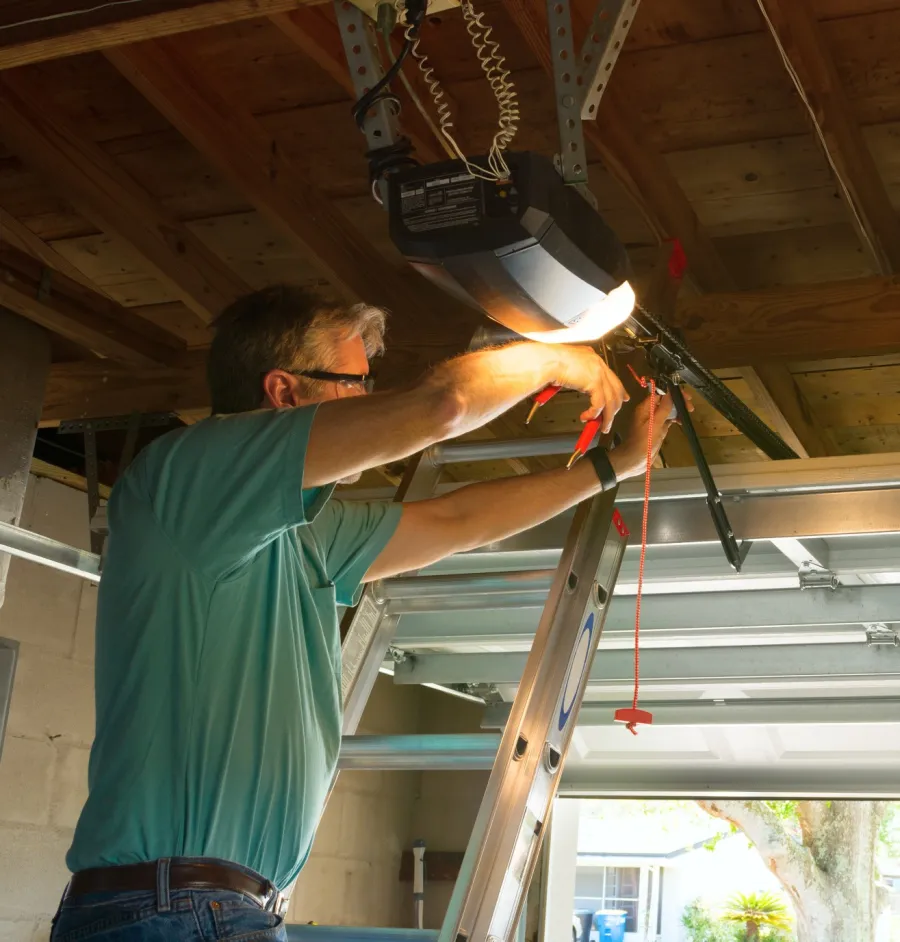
[263,883,287,917]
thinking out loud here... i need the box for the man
[53,285,678,941]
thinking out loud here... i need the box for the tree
[721,891,792,941]
[695,801,886,942]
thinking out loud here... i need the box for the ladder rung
[338,734,500,771]
[376,570,556,600]
[431,435,578,465]
[286,928,437,942]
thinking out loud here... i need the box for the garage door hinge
[799,563,839,590]
[865,623,899,647]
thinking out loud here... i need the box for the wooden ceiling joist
[0,206,101,292]
[0,0,313,71]
[676,274,900,369]
[0,73,248,322]
[0,243,181,366]
[42,350,209,427]
[41,273,900,424]
[756,0,900,276]
[106,38,478,343]
[740,362,839,458]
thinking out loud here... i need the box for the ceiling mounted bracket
[546,0,588,185]
[578,0,641,120]
[546,0,641,185]
[334,0,404,203]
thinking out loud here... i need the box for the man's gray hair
[207,285,387,414]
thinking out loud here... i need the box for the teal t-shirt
[66,407,402,890]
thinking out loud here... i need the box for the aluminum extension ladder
[304,437,629,942]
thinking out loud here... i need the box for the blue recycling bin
[593,910,627,942]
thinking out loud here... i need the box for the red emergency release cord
[614,365,657,735]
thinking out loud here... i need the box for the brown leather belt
[67,861,286,913]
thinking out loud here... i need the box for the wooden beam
[672,275,900,367]
[0,73,248,322]
[0,207,101,292]
[106,39,475,337]
[0,243,181,366]
[0,0,312,71]
[41,334,462,424]
[756,0,900,274]
[42,351,209,427]
[740,362,838,458]
[30,457,112,500]
[270,7,448,164]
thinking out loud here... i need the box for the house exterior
[575,807,785,942]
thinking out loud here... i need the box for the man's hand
[609,388,693,481]
[553,345,629,433]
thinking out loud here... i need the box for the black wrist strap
[586,446,618,491]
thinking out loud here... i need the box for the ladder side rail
[438,488,628,942]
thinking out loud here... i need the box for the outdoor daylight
[563,799,900,942]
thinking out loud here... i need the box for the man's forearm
[428,458,608,553]
[365,458,611,579]
[304,343,579,487]
[366,390,672,582]
[425,342,564,435]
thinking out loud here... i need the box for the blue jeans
[50,858,288,941]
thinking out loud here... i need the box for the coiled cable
[398,0,498,180]
[460,0,519,179]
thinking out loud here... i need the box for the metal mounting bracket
[799,564,840,591]
[334,0,402,203]
[546,0,588,184]
[865,623,899,647]
[546,0,641,184]
[578,0,641,120]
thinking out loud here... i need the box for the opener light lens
[520,281,635,344]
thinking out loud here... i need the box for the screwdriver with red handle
[525,384,562,425]
[526,384,604,468]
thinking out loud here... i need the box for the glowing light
[520,281,635,344]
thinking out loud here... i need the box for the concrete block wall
[287,677,423,928]
[0,476,429,938]
[0,476,96,942]
[411,691,491,931]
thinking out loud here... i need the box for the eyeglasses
[283,368,375,394]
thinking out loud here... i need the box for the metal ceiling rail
[481,697,900,728]
[0,519,100,582]
[345,452,900,501]
[557,767,900,799]
[390,583,900,644]
[392,642,900,688]
[465,487,900,555]
[4,455,900,588]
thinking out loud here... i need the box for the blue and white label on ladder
[558,612,595,732]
